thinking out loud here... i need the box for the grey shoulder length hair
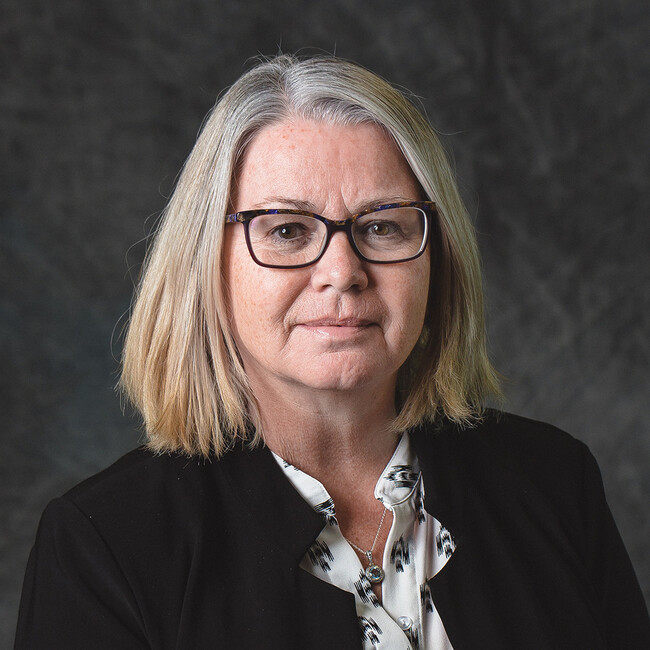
[120,53,501,457]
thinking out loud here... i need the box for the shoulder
[60,447,218,520]
[65,446,213,495]
[413,412,650,646]
[465,410,592,473]
[459,409,585,452]
[46,444,281,551]
[28,444,283,605]
[465,411,599,498]
[416,409,593,477]
[412,410,603,532]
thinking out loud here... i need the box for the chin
[289,360,391,393]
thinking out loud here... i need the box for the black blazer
[15,412,650,649]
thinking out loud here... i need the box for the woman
[16,54,649,649]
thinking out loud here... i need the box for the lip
[300,317,373,327]
[296,317,376,340]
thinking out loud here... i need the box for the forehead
[232,118,421,212]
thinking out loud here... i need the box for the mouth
[300,317,373,328]
[295,317,376,341]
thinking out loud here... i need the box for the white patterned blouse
[273,433,456,650]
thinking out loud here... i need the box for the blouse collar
[273,433,421,517]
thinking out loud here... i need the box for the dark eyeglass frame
[225,200,437,269]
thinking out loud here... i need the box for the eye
[270,223,306,240]
[361,220,401,238]
[369,221,395,236]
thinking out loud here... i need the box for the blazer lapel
[220,444,363,648]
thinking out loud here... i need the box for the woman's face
[223,119,430,400]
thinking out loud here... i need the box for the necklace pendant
[365,563,385,583]
[364,552,385,584]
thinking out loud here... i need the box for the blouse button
[397,615,413,630]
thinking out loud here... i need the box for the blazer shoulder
[65,447,198,498]
[479,409,580,441]
[478,410,588,456]
[467,411,595,490]
[420,409,590,469]
[413,410,599,527]
[58,446,239,532]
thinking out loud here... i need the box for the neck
[252,376,400,489]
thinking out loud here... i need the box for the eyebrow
[251,197,317,211]
[249,195,418,213]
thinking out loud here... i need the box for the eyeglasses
[225,201,436,269]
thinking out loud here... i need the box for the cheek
[223,237,302,346]
[394,257,430,331]
[227,266,277,342]
[401,291,429,345]
[393,269,430,359]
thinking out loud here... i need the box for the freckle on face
[223,118,430,398]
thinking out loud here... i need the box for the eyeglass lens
[247,207,427,267]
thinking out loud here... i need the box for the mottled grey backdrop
[2,0,648,643]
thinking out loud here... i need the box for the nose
[310,231,369,292]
